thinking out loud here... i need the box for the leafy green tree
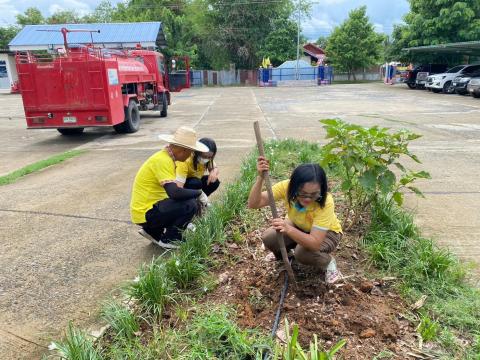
[82,1,115,23]
[390,0,480,63]
[47,10,81,24]
[16,7,45,26]
[257,18,298,67]
[206,0,298,69]
[325,6,383,80]
[0,26,20,49]
[315,35,328,50]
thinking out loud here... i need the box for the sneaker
[186,223,196,232]
[138,229,179,250]
[325,257,342,284]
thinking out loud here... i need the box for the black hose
[271,270,289,337]
[262,264,291,360]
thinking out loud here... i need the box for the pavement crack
[0,329,48,349]
[192,94,222,129]
[251,88,277,139]
[0,209,131,224]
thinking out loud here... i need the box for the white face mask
[199,157,210,165]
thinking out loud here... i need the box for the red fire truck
[15,28,170,135]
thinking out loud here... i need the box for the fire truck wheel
[57,128,85,136]
[160,93,168,118]
[115,100,140,133]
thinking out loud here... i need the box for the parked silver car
[467,77,480,98]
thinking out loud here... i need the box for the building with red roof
[303,43,326,65]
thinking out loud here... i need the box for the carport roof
[8,22,166,51]
[403,41,480,56]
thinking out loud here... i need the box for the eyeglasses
[296,192,321,200]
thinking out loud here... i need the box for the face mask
[199,157,210,164]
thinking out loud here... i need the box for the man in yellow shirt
[130,126,209,249]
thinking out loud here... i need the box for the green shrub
[319,119,430,229]
[418,315,439,342]
[277,318,346,360]
[101,301,139,341]
[52,322,102,360]
[127,260,176,317]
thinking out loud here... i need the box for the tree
[47,10,81,24]
[315,35,328,50]
[205,0,299,69]
[326,6,383,80]
[0,26,20,49]
[390,0,480,63]
[257,18,298,67]
[81,1,115,23]
[16,7,45,26]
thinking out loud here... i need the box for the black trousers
[184,176,220,196]
[142,198,198,242]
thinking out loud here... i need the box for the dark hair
[287,163,328,208]
[193,137,217,171]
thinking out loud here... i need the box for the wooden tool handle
[253,121,296,286]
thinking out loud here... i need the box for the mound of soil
[204,216,424,359]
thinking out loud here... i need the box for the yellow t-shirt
[130,149,176,224]
[272,179,342,233]
[175,155,209,183]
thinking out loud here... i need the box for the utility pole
[296,0,301,80]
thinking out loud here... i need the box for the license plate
[63,116,77,123]
[453,82,457,86]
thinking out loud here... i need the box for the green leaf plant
[320,119,430,230]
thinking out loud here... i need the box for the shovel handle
[253,121,296,287]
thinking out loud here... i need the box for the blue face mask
[293,201,307,212]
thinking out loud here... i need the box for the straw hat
[158,126,209,152]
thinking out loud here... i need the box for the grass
[363,199,480,357]
[50,138,480,359]
[50,322,102,360]
[101,301,139,341]
[0,150,85,186]
[127,259,176,317]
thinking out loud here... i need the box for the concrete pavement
[0,83,479,358]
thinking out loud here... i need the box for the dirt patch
[202,213,422,358]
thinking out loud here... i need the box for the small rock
[228,243,240,249]
[371,286,384,296]
[360,328,376,338]
[276,329,286,343]
[360,281,374,293]
[218,272,229,284]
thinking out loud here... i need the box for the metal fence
[190,70,258,86]
[258,66,334,86]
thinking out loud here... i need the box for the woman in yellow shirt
[176,138,220,201]
[247,157,343,284]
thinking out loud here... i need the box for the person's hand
[271,218,291,233]
[207,167,219,185]
[257,156,269,178]
[198,191,209,206]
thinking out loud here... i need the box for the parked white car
[426,64,480,93]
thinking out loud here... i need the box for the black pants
[184,176,220,196]
[142,198,198,242]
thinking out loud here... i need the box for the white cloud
[0,0,18,25]
[49,0,92,16]
[373,23,384,33]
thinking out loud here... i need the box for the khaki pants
[262,224,342,270]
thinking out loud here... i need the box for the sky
[0,0,410,41]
